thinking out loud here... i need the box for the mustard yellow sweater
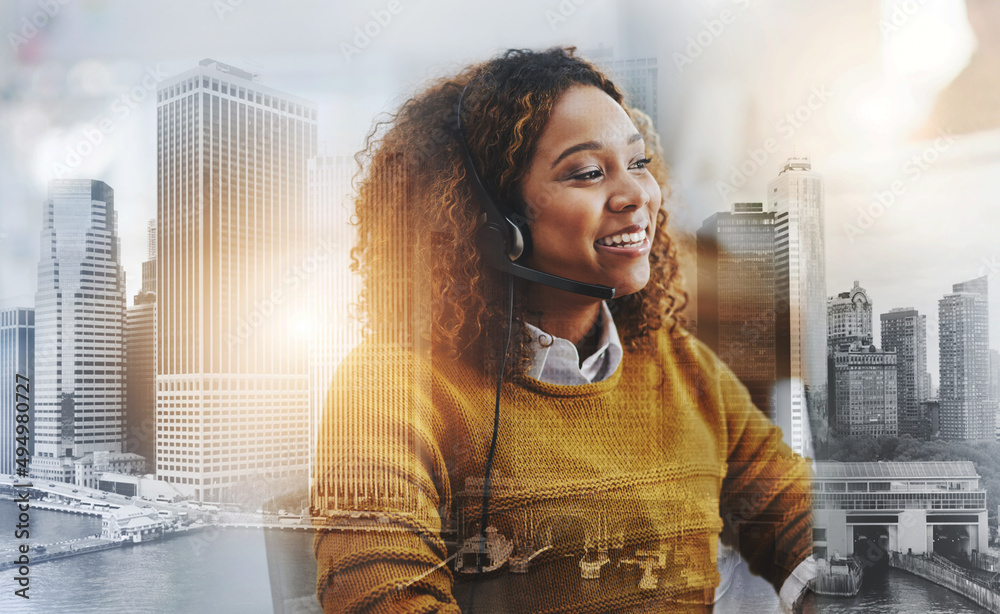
[312,328,812,613]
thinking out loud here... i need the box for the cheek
[532,206,588,243]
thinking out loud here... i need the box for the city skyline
[3,5,1000,614]
[3,3,999,378]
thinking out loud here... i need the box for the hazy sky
[1,0,996,386]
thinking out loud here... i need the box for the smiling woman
[311,47,814,613]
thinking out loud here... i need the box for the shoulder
[647,325,729,381]
[332,335,489,399]
[643,326,761,424]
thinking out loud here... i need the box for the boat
[454,526,514,575]
[580,516,612,579]
[510,525,553,574]
[810,555,863,596]
[579,545,610,579]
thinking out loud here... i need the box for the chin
[610,276,650,298]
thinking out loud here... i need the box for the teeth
[599,229,647,247]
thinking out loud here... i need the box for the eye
[569,168,603,181]
[630,156,653,170]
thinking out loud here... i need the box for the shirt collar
[524,301,623,385]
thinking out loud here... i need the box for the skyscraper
[1,308,34,476]
[32,179,126,482]
[125,220,156,468]
[827,282,873,349]
[991,349,1000,438]
[306,155,362,483]
[830,345,898,438]
[597,57,658,126]
[767,158,827,455]
[156,59,318,501]
[938,276,991,441]
[697,202,778,417]
[826,283,895,436]
[881,308,929,437]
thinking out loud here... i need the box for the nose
[606,166,651,212]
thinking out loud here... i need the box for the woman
[312,47,813,613]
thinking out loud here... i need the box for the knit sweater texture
[312,327,813,613]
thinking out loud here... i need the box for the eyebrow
[550,132,644,169]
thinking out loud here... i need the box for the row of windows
[157,379,308,391]
[158,76,316,121]
[158,458,305,474]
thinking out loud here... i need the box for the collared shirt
[524,301,623,384]
[523,303,816,609]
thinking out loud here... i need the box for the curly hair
[350,47,686,373]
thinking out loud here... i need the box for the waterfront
[0,500,319,613]
[807,566,989,614]
[0,500,993,613]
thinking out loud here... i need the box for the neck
[526,284,603,347]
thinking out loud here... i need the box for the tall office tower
[157,60,318,501]
[597,57,659,126]
[992,350,1000,400]
[125,220,157,469]
[827,282,873,349]
[830,345,898,438]
[826,282,874,434]
[311,150,430,519]
[32,179,126,482]
[306,155,362,483]
[991,350,1000,438]
[1,308,34,475]
[697,202,778,417]
[881,308,929,438]
[767,158,827,456]
[938,276,991,441]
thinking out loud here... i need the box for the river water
[807,564,988,613]
[0,499,318,613]
[0,500,990,613]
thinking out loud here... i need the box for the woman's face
[519,85,662,298]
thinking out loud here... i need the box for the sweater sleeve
[712,353,814,593]
[311,342,461,614]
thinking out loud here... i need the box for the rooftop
[814,461,979,480]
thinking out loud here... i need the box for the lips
[595,225,648,248]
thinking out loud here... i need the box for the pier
[0,537,123,571]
